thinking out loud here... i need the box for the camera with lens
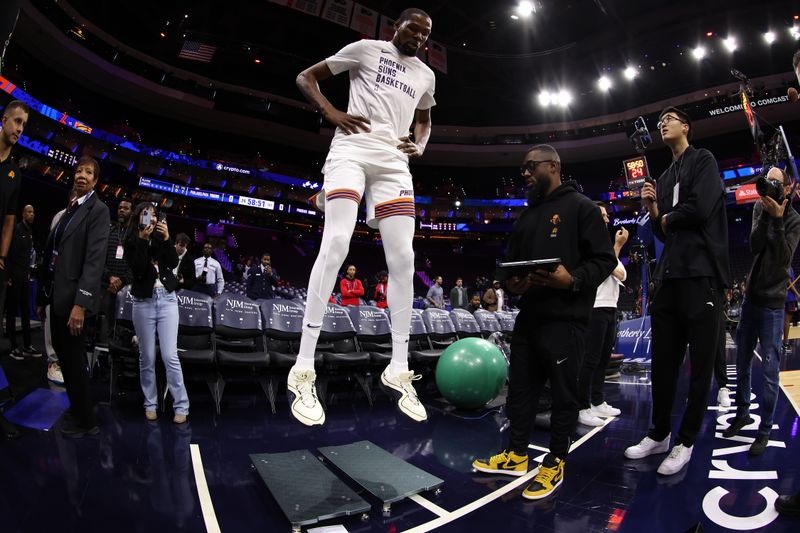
[756,172,785,203]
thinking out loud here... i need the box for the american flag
[178,40,216,62]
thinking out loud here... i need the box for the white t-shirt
[325,39,436,154]
[594,259,626,309]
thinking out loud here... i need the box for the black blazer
[246,265,278,300]
[38,193,111,317]
[176,251,196,291]
[125,234,180,298]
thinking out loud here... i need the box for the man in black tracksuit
[473,144,616,500]
[626,107,730,476]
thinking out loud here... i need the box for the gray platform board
[318,440,444,504]
[250,450,370,527]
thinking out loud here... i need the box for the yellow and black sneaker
[522,454,564,500]
[472,450,529,477]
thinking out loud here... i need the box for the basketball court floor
[1,334,799,533]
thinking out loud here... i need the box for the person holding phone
[577,203,628,428]
[473,144,616,501]
[124,203,189,423]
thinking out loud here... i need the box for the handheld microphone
[789,87,799,103]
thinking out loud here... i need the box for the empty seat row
[108,288,518,413]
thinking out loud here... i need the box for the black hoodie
[502,181,617,324]
[746,200,800,309]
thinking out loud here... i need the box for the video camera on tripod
[733,68,798,203]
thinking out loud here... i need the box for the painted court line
[527,443,549,453]
[408,494,450,518]
[402,417,616,533]
[779,382,800,417]
[190,444,222,533]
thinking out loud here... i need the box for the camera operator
[472,144,616,501]
[626,107,731,476]
[722,167,800,455]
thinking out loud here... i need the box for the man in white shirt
[493,280,506,311]
[194,243,224,297]
[289,8,436,427]
[578,202,628,427]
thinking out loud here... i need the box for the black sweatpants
[578,307,616,409]
[5,276,32,349]
[649,277,721,446]
[507,315,585,458]
[51,312,96,429]
[714,310,728,389]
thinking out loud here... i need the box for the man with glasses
[625,107,730,476]
[473,144,616,500]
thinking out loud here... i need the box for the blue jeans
[735,300,782,436]
[133,288,189,415]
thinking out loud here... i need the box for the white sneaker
[624,433,671,459]
[287,368,325,426]
[717,387,732,408]
[381,368,427,422]
[657,444,693,475]
[591,402,621,417]
[47,362,64,386]
[578,408,604,427]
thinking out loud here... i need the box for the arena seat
[408,308,443,367]
[473,309,502,338]
[449,308,482,338]
[108,286,138,400]
[347,305,393,365]
[260,298,318,369]
[493,310,516,337]
[422,308,458,349]
[175,290,221,413]
[316,303,372,405]
[213,293,272,412]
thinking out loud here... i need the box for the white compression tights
[294,198,415,375]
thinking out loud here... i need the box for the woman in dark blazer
[38,157,110,438]
[124,202,189,423]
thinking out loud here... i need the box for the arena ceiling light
[791,27,800,40]
[764,30,777,44]
[597,76,612,91]
[691,46,707,60]
[537,90,552,107]
[556,90,573,108]
[515,1,535,18]
[623,66,638,80]
[722,36,737,52]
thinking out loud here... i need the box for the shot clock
[623,155,650,190]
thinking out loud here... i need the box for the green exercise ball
[435,338,508,409]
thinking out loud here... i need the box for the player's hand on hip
[324,108,371,134]
[397,136,423,157]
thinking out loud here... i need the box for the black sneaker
[61,425,100,439]
[8,349,24,361]
[0,412,21,440]
[749,434,769,456]
[722,416,754,438]
[776,491,800,517]
[22,346,42,358]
